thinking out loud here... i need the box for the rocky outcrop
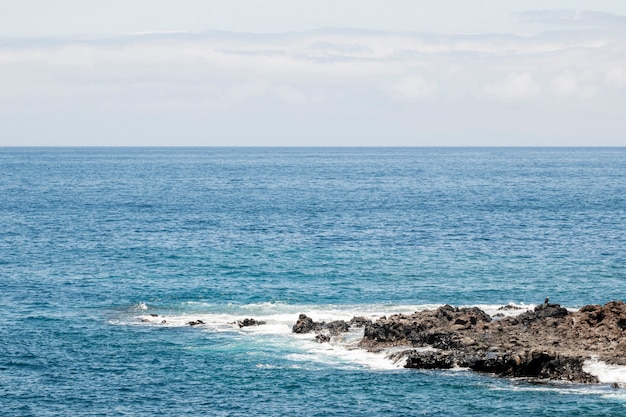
[292,314,362,343]
[358,300,626,383]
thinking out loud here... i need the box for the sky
[1,1,625,146]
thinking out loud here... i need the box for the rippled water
[1,147,625,416]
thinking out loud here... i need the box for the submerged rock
[349,316,372,328]
[237,318,266,328]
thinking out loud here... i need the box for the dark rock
[237,318,266,328]
[402,350,455,369]
[498,304,523,311]
[292,315,351,336]
[349,316,372,328]
[150,314,159,317]
[361,305,490,348]
[292,314,322,334]
[325,320,349,336]
[187,320,205,326]
[357,300,626,383]
[315,331,331,343]
[517,302,570,324]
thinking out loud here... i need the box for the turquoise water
[1,147,625,416]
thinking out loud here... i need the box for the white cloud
[274,85,308,104]
[387,75,436,100]
[1,23,626,145]
[225,80,270,102]
[551,71,596,97]
[515,9,579,23]
[483,72,541,100]
[606,68,626,88]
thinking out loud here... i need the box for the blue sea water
[1,147,625,416]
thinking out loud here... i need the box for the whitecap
[583,358,626,384]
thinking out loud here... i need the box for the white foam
[125,302,432,332]
[583,358,626,384]
[113,301,572,373]
[473,303,535,318]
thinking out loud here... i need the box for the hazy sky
[1,1,625,146]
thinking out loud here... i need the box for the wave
[110,301,541,371]
[111,300,626,389]
[584,358,626,385]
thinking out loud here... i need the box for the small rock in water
[292,314,351,337]
[349,316,372,327]
[237,318,266,328]
[293,314,321,334]
[315,331,331,343]
[187,320,205,326]
[498,304,522,311]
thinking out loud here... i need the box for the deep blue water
[1,147,625,416]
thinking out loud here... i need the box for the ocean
[1,147,625,416]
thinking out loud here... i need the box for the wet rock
[498,304,523,311]
[237,318,266,328]
[186,320,205,326]
[357,300,626,383]
[292,315,350,336]
[325,320,349,336]
[349,316,372,328]
[401,350,455,369]
[292,314,323,334]
[361,305,490,347]
[315,330,331,343]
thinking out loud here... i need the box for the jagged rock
[358,300,626,383]
[187,320,204,326]
[361,305,490,347]
[402,350,456,369]
[498,304,523,311]
[315,330,331,343]
[292,314,350,336]
[516,302,570,325]
[325,320,349,335]
[349,316,372,328]
[292,314,323,334]
[237,318,266,328]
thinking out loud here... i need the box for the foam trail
[472,303,535,318]
[114,301,551,372]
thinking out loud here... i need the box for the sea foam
[583,358,626,384]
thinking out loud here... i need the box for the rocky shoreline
[293,300,626,384]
